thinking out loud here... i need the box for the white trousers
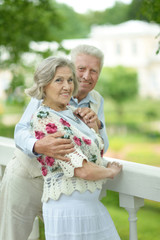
[0,157,43,240]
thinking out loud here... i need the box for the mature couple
[0,44,122,240]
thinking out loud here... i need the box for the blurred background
[0,0,160,239]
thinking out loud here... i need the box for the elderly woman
[25,56,122,240]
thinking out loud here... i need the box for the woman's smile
[43,66,74,111]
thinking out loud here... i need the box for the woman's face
[44,66,74,111]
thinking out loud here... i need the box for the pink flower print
[46,123,57,134]
[73,136,82,146]
[37,156,45,165]
[60,118,70,127]
[42,166,48,176]
[101,149,104,157]
[82,137,91,145]
[45,156,55,167]
[35,131,45,139]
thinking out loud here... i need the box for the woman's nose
[62,81,70,89]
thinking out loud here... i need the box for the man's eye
[78,67,84,71]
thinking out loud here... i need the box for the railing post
[119,193,144,240]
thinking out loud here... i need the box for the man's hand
[74,107,100,132]
[33,132,75,161]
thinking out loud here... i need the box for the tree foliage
[1,0,159,105]
[138,0,160,54]
[0,0,91,65]
[85,2,130,26]
[128,0,160,54]
[96,66,138,106]
[0,0,64,63]
[5,71,26,105]
[52,4,89,39]
[1,0,159,65]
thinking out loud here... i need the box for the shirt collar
[70,92,97,105]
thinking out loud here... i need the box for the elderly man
[0,44,109,240]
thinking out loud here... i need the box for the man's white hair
[70,44,104,71]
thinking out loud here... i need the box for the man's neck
[74,91,89,103]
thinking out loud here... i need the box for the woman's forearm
[74,160,122,181]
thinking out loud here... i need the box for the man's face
[74,54,101,99]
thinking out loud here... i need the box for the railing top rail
[103,157,160,202]
[0,136,160,202]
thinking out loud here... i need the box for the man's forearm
[14,123,37,157]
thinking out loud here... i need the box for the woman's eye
[68,78,73,82]
[55,78,61,82]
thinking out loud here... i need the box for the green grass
[101,191,160,240]
[0,124,15,138]
[39,219,45,240]
[126,146,160,165]
[0,100,25,115]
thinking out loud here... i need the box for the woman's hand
[107,162,122,179]
[74,107,100,132]
[74,160,122,181]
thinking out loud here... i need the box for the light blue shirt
[14,93,109,158]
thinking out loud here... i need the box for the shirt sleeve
[14,98,41,158]
[97,97,109,153]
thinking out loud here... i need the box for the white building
[1,21,160,99]
[63,20,160,99]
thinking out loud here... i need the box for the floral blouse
[30,105,106,202]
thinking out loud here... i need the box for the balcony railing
[0,136,160,240]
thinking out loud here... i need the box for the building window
[131,42,137,55]
[116,43,122,55]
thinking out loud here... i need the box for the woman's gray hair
[70,44,104,71]
[25,56,78,100]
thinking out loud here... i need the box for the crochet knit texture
[31,106,106,202]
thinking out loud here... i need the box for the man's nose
[82,70,91,80]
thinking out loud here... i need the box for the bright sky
[56,0,132,14]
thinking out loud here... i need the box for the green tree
[140,0,160,54]
[127,0,147,21]
[0,0,63,63]
[96,66,138,116]
[0,0,91,104]
[52,4,89,40]
[85,2,130,26]
[128,0,160,23]
[5,71,26,105]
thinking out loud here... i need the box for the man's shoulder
[89,90,102,100]
[89,90,103,113]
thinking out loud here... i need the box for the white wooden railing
[0,136,160,240]
[0,137,39,240]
